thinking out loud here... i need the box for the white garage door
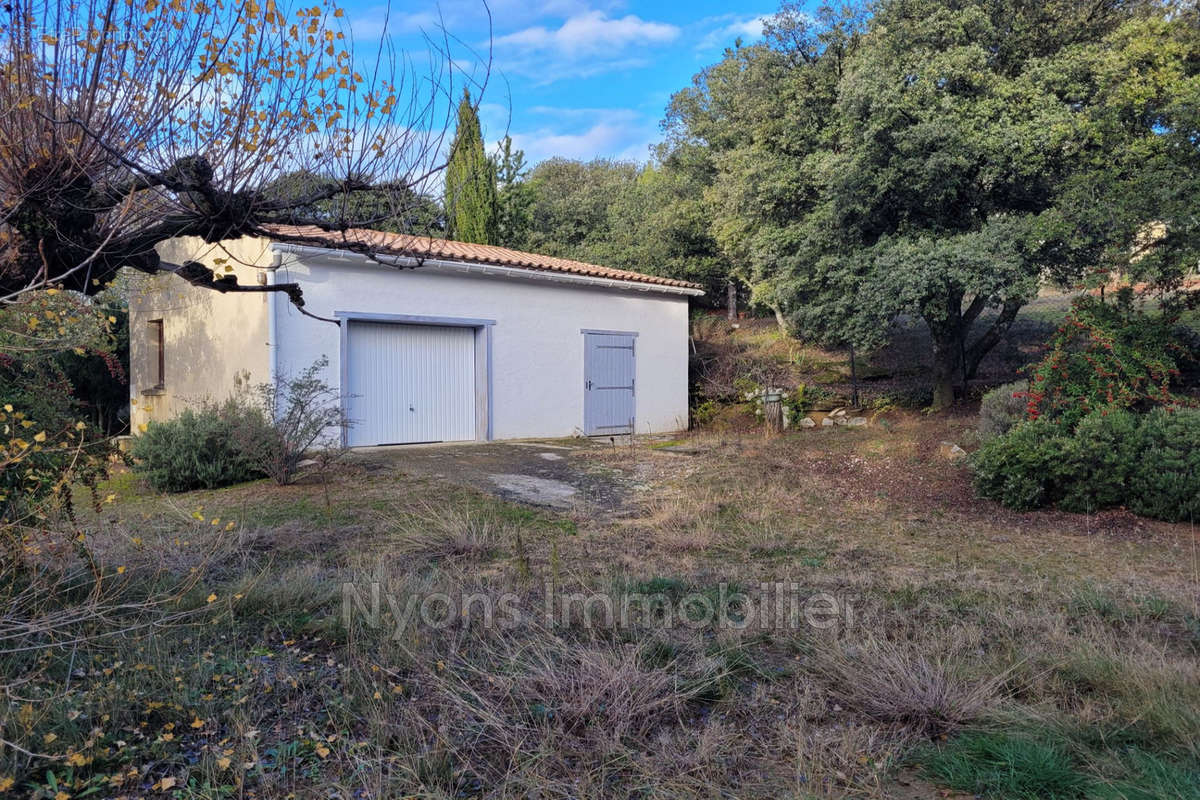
[345,322,477,446]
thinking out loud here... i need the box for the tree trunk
[926,296,1025,410]
[964,298,1023,380]
[726,281,737,321]
[771,304,788,333]
[930,330,959,411]
[849,343,860,408]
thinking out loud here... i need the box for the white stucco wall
[129,236,695,441]
[129,237,274,429]
[271,248,693,440]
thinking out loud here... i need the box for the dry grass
[377,502,513,561]
[5,415,1198,798]
[806,636,1012,736]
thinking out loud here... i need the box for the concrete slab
[349,438,633,515]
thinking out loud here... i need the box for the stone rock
[845,417,869,427]
[938,441,968,461]
[821,417,835,427]
[799,417,817,428]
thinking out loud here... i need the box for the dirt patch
[349,438,655,516]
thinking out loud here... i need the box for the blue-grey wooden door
[583,332,636,435]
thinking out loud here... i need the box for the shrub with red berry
[1021,290,1197,427]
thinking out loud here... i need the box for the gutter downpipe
[266,252,281,394]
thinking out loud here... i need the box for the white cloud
[508,107,659,164]
[694,13,770,52]
[493,11,681,82]
[351,0,617,40]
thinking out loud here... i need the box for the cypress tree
[444,89,498,244]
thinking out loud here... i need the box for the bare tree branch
[0,0,493,307]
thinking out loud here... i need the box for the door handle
[585,380,593,390]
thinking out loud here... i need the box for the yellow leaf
[117,566,126,574]
[206,593,217,603]
[107,315,117,324]
[75,421,86,431]
[66,752,87,767]
[159,776,176,790]
[54,792,69,800]
[314,744,330,758]
[33,431,46,443]
[2,405,10,412]
[161,732,174,742]
[43,732,57,744]
[216,757,231,770]
[41,35,59,45]
[0,776,14,792]
[190,717,204,729]
[137,423,148,433]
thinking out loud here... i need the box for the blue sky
[339,0,775,165]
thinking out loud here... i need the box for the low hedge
[131,401,271,493]
[972,407,1199,522]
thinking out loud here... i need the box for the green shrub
[691,400,719,428]
[1,292,119,520]
[1128,407,1200,523]
[783,383,808,422]
[971,419,1072,511]
[973,408,1198,522]
[132,401,269,492]
[978,380,1029,440]
[1055,409,1140,514]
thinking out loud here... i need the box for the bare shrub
[242,358,350,486]
[808,637,1010,736]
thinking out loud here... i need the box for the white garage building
[129,227,701,445]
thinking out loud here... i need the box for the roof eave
[268,241,706,297]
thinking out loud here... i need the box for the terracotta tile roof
[263,225,704,292]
